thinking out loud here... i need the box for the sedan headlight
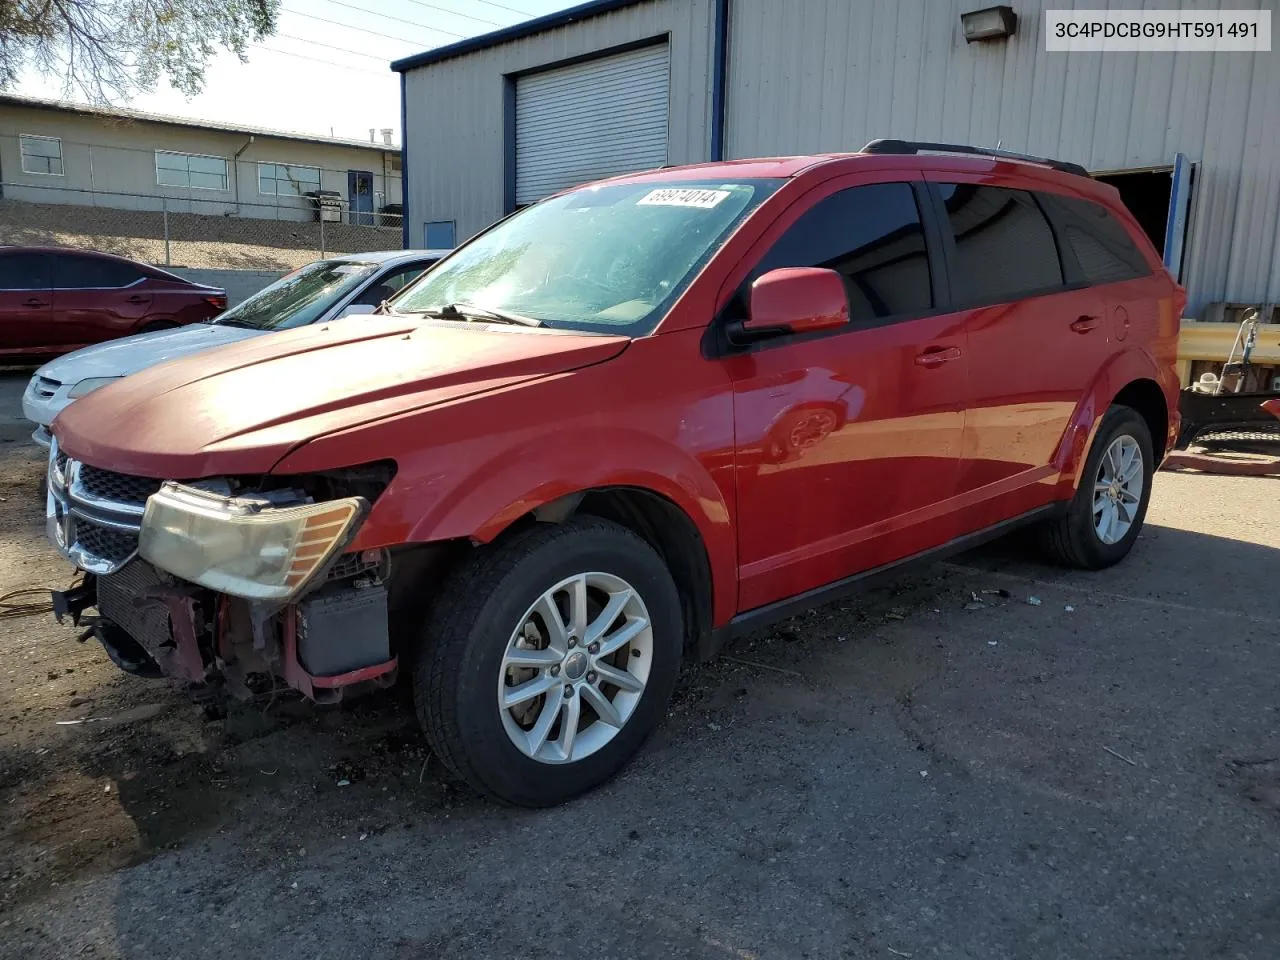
[68,377,122,399]
[138,482,368,601]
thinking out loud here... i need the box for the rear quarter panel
[147,281,221,327]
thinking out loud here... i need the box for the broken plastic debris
[55,717,110,725]
[982,588,1012,598]
[988,640,998,646]
[1065,605,1075,612]
[336,779,351,787]
[1027,596,1042,606]
[963,602,985,611]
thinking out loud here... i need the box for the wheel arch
[391,431,739,633]
[473,484,722,662]
[1054,348,1177,492]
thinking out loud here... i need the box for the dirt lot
[1,372,1278,959]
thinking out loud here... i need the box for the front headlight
[138,482,367,601]
[68,377,122,399]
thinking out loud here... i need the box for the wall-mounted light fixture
[961,5,1018,42]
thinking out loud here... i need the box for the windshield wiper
[417,302,542,327]
[211,317,261,329]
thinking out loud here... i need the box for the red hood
[54,317,628,477]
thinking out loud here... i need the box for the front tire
[414,517,683,807]
[1039,405,1154,569]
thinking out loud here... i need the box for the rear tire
[414,517,683,807]
[1039,405,1154,569]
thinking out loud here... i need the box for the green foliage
[0,0,280,102]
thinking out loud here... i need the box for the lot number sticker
[638,188,731,209]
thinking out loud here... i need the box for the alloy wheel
[498,572,652,764]
[1093,434,1144,545]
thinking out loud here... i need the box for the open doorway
[1094,168,1171,256]
[1093,156,1194,280]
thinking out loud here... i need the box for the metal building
[392,0,1280,317]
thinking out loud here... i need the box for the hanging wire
[0,588,56,621]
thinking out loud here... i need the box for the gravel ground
[0,371,1277,960]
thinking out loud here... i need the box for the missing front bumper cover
[51,575,97,627]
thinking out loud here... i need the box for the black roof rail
[860,139,1091,178]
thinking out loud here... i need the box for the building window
[424,221,456,249]
[258,162,321,197]
[156,151,228,190]
[20,135,63,176]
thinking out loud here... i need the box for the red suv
[45,142,1183,807]
[0,246,226,360]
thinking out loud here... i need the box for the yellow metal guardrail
[1177,319,1280,386]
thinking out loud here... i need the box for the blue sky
[15,0,580,143]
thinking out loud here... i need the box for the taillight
[205,294,227,311]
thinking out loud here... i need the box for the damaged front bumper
[51,556,399,704]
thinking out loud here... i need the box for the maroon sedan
[0,246,227,361]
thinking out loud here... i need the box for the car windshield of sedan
[394,179,782,335]
[211,260,380,331]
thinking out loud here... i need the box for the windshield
[395,179,782,335]
[212,260,379,331]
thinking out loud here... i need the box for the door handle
[914,345,963,368]
[126,295,148,303]
[23,298,47,307]
[1070,315,1099,333]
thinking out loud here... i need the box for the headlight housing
[68,376,122,399]
[138,482,367,601]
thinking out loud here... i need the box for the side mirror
[335,303,377,319]
[739,267,849,339]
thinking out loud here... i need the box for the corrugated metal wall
[402,0,714,244]
[725,0,1280,317]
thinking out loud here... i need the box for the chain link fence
[0,182,403,272]
[0,133,404,271]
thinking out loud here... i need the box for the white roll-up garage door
[515,43,670,206]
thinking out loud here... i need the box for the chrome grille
[76,523,140,567]
[78,464,164,508]
[46,438,157,575]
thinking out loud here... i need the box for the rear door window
[52,255,145,289]
[1039,193,1152,285]
[0,254,52,290]
[936,184,1065,307]
[747,181,934,326]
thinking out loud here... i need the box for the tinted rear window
[53,255,144,289]
[937,184,1064,307]
[1041,194,1151,285]
[0,253,51,290]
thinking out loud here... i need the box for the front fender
[271,330,739,623]
[1052,346,1176,493]
[398,425,737,625]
